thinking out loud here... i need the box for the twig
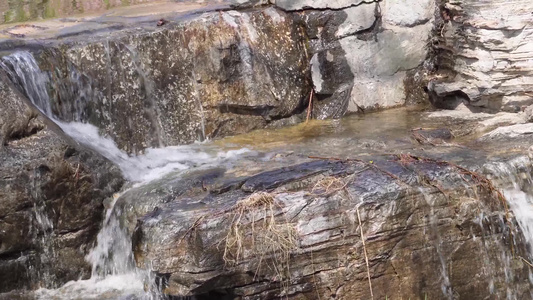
[519,256,533,268]
[308,155,345,161]
[356,202,374,300]
[306,89,314,123]
[340,186,373,300]
[74,163,80,183]
[176,215,205,247]
[308,156,402,182]
[410,127,436,131]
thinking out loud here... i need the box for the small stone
[524,105,533,122]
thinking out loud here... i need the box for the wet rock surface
[0,72,124,292]
[2,1,533,299]
[129,150,533,299]
[105,107,533,299]
[8,7,311,154]
[1,0,442,153]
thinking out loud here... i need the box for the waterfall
[1,52,53,117]
[485,156,533,248]
[0,51,249,182]
[4,49,533,299]
[483,156,533,299]
[419,189,453,300]
[0,50,250,299]
[123,44,165,148]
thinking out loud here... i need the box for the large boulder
[129,154,533,299]
[18,7,311,154]
[0,71,124,292]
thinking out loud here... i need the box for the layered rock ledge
[430,0,533,112]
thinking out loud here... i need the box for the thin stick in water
[306,89,314,123]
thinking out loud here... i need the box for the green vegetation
[0,0,145,24]
[43,4,56,19]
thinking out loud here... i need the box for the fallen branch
[308,156,402,182]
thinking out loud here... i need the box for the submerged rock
[129,154,533,299]
[0,72,124,292]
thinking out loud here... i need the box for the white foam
[35,273,148,300]
[504,188,533,250]
[58,121,250,183]
[1,50,255,300]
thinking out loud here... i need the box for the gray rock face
[430,0,533,112]
[296,0,436,117]
[0,72,124,292]
[129,155,533,299]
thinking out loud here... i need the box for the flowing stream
[3,50,533,299]
[1,51,251,299]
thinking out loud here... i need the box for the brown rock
[0,71,124,292]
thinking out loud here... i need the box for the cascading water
[485,156,533,248]
[0,50,250,299]
[1,52,53,117]
[419,189,453,300]
[123,44,164,148]
[483,156,533,299]
[4,48,533,299]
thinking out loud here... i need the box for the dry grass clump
[311,176,347,196]
[222,192,297,285]
[1,108,44,145]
